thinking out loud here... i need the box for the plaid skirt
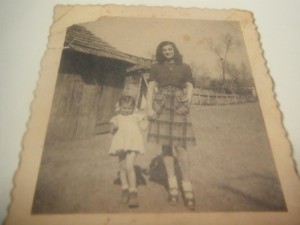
[147,86,196,148]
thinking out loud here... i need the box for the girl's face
[120,104,134,116]
[162,44,175,61]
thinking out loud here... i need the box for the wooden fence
[191,92,257,105]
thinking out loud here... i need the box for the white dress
[109,113,146,155]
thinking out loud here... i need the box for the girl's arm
[110,123,118,134]
[147,81,156,119]
[186,82,194,104]
[109,116,118,134]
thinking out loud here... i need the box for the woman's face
[162,44,175,61]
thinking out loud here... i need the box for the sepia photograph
[4,5,300,225]
[32,17,286,213]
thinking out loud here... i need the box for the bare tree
[226,62,240,82]
[240,62,251,81]
[189,62,210,88]
[209,34,241,83]
[225,62,254,95]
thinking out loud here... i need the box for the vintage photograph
[5,5,300,225]
[31,17,286,213]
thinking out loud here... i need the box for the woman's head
[156,41,182,64]
[118,95,135,115]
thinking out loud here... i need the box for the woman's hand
[147,81,157,120]
[139,117,149,130]
[186,82,194,105]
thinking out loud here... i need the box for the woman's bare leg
[175,146,195,210]
[162,145,179,200]
[162,145,176,179]
[175,146,191,182]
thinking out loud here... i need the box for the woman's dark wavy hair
[156,41,183,64]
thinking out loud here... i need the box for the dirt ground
[32,103,286,213]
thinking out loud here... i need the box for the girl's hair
[156,41,183,64]
[119,95,136,108]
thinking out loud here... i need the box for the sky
[83,17,252,79]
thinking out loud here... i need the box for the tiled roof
[64,24,137,64]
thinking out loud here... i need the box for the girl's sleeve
[109,116,118,126]
[185,64,194,86]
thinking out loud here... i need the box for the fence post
[207,93,210,104]
[198,92,202,105]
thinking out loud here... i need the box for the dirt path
[32,103,286,213]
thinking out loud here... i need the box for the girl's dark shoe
[183,190,195,211]
[121,189,129,204]
[128,192,139,208]
[168,188,179,206]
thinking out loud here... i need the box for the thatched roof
[64,24,137,64]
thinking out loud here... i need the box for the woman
[147,41,196,210]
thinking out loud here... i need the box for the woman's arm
[147,81,156,119]
[136,112,149,130]
[186,82,194,104]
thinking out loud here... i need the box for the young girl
[109,95,146,208]
[147,41,196,210]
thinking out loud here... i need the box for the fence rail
[191,93,257,105]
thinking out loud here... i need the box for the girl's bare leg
[119,152,128,190]
[126,151,138,192]
[126,151,139,207]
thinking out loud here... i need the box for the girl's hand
[110,124,118,134]
[147,107,156,120]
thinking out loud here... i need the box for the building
[45,24,151,144]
